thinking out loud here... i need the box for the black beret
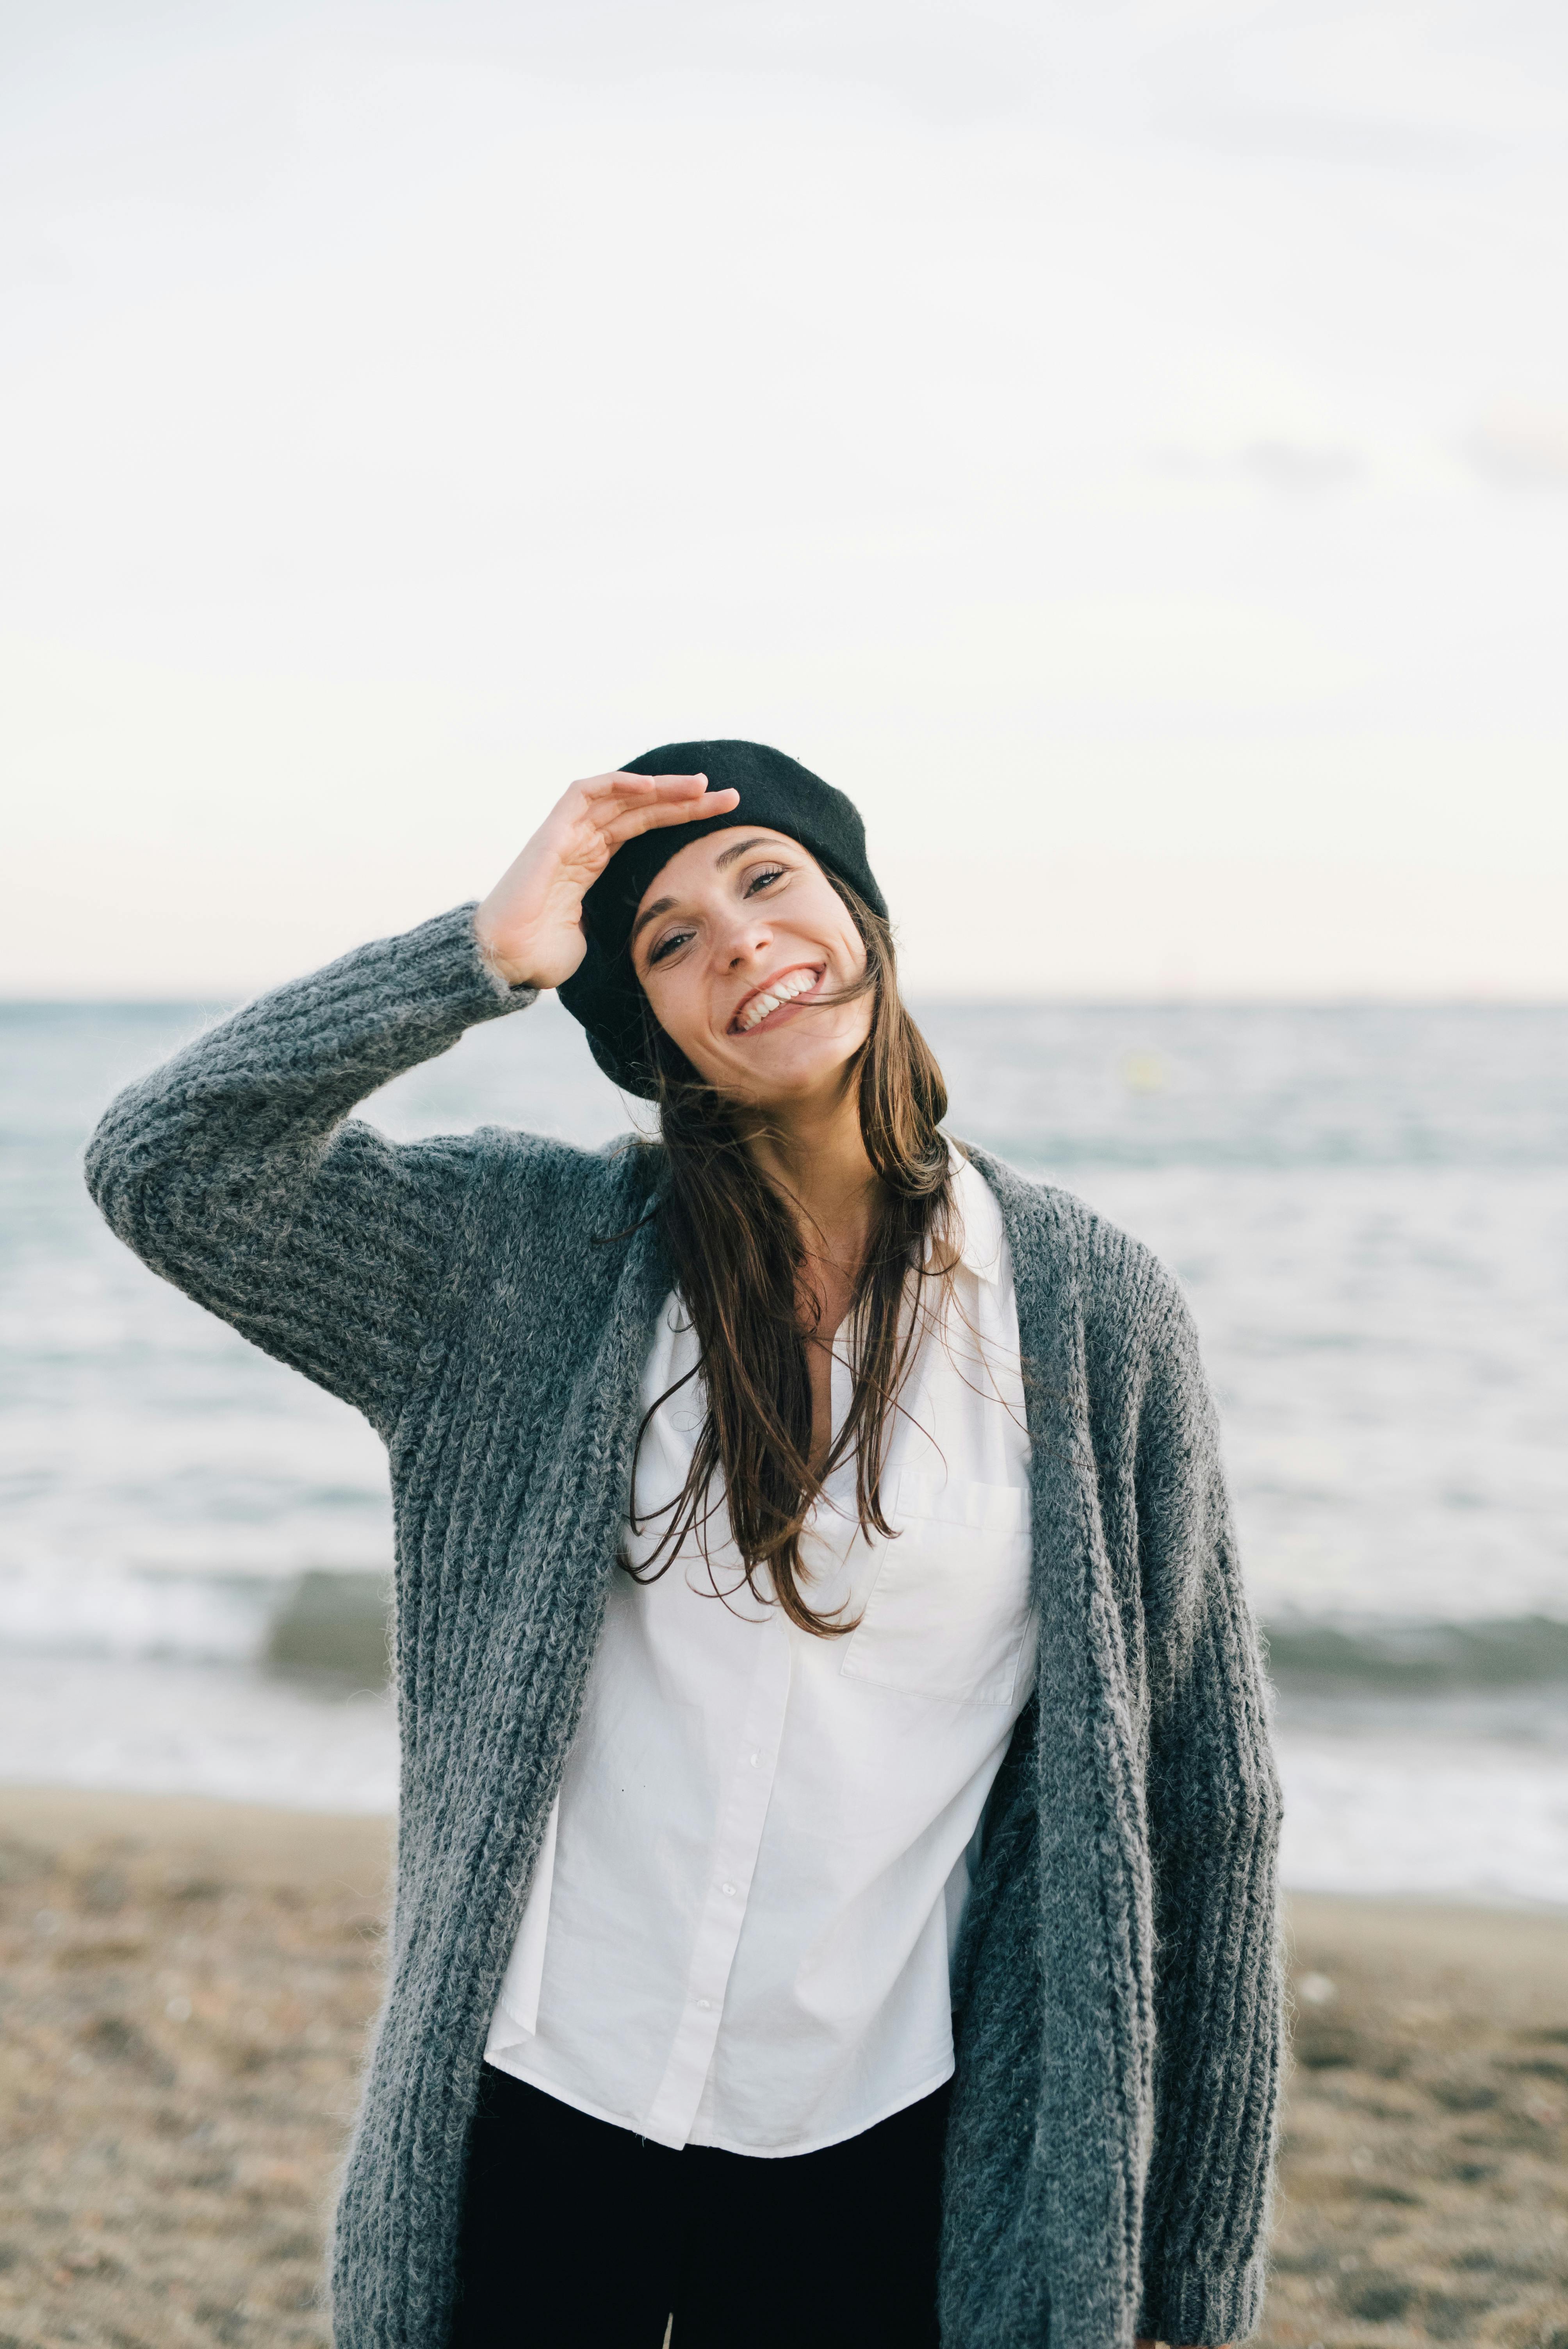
[556,739,887,1099]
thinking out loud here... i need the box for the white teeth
[738,970,816,1031]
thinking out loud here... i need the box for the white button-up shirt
[483,1153,1036,2156]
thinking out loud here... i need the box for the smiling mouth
[729,964,827,1036]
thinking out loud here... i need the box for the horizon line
[5,990,1568,1014]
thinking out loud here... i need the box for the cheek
[640,965,708,1062]
[840,984,876,1056]
[832,925,871,1007]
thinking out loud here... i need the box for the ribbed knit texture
[84,905,1284,2349]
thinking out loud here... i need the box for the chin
[717,1037,862,1108]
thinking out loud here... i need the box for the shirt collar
[934,1147,1005,1289]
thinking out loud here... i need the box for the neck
[741,1072,881,1273]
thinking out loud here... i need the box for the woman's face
[631,829,872,1105]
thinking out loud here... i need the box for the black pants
[451,2063,950,2347]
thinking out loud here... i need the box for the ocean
[4,993,1566,1903]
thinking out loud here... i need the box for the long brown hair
[625,878,955,1637]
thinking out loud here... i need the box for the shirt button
[697,1998,713,2011]
[748,1751,761,1768]
[722,1882,737,1898]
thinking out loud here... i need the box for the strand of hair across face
[625,884,955,1638]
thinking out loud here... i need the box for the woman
[86,740,1282,2349]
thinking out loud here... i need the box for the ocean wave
[1263,1613,1568,1693]
[0,1563,282,1665]
[0,1562,386,1678]
[8,1563,1568,1707]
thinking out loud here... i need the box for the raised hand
[473,770,739,991]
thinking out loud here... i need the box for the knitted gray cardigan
[85,906,1283,2349]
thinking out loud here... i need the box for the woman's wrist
[472,913,534,991]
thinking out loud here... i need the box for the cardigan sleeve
[84,904,537,1438]
[1133,1277,1285,2349]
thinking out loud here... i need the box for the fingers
[577,770,712,806]
[555,769,739,875]
[626,784,740,829]
[598,792,739,853]
[576,768,741,824]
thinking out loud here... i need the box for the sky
[3,0,1566,998]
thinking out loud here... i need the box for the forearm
[1127,1269,1284,2347]
[84,904,535,1426]
[1136,1545,1283,2344]
[88,905,526,1182]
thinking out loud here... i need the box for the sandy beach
[2,1788,1565,2349]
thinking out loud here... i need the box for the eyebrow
[629,895,675,949]
[714,833,773,870]
[629,836,783,950]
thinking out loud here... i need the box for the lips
[729,964,826,1035]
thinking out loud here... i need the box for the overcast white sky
[4,0,1566,996]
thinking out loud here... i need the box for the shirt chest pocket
[837,1467,1035,1707]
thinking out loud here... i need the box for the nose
[712,901,772,971]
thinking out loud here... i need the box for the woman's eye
[745,864,786,896]
[648,928,694,966]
